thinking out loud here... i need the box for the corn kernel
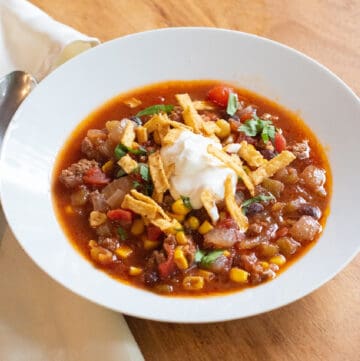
[101,160,114,174]
[174,246,189,270]
[198,220,214,235]
[183,276,204,290]
[171,199,191,215]
[143,239,160,250]
[64,205,74,215]
[89,211,107,227]
[229,267,249,283]
[171,212,186,222]
[129,266,143,276]
[176,231,188,245]
[153,130,161,145]
[88,240,98,248]
[115,245,133,259]
[269,255,286,267]
[260,261,269,269]
[186,216,200,230]
[215,118,231,139]
[223,250,231,257]
[197,269,215,281]
[135,126,148,143]
[131,218,144,236]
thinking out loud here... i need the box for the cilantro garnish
[136,104,174,117]
[238,115,276,143]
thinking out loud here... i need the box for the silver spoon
[0,71,37,150]
[0,71,37,239]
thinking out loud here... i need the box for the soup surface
[53,80,331,296]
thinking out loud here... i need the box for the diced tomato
[83,167,110,186]
[107,209,133,222]
[158,246,175,278]
[147,225,162,241]
[229,119,241,132]
[240,111,254,122]
[274,132,287,152]
[207,85,234,107]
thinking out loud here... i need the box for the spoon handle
[0,71,37,150]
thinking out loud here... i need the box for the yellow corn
[129,266,143,276]
[171,212,186,222]
[197,269,215,281]
[183,276,204,290]
[115,245,133,259]
[215,118,231,139]
[176,231,188,245]
[269,255,286,267]
[186,216,200,230]
[89,211,107,227]
[143,238,160,250]
[64,205,74,215]
[153,130,161,145]
[198,220,214,235]
[101,160,114,174]
[174,246,189,270]
[260,261,269,269]
[171,199,191,216]
[223,250,231,257]
[229,267,249,283]
[135,126,148,143]
[131,218,144,236]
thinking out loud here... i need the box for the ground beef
[59,159,98,188]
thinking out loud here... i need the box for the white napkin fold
[0,0,99,80]
[0,1,144,360]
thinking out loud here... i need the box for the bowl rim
[1,27,359,323]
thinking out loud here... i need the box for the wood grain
[29,1,360,360]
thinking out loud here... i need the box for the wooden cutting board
[29,1,360,360]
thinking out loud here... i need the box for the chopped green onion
[138,163,150,182]
[242,194,276,214]
[117,227,127,241]
[200,250,224,267]
[181,195,192,209]
[136,104,174,117]
[116,168,127,178]
[114,144,127,159]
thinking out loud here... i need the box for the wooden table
[30,1,360,360]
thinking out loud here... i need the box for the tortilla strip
[120,120,135,148]
[176,94,203,133]
[202,121,220,136]
[130,189,170,221]
[135,126,148,143]
[121,194,158,219]
[148,151,170,194]
[251,150,296,185]
[152,189,164,204]
[143,113,167,133]
[168,119,192,131]
[162,128,183,146]
[151,217,182,234]
[238,141,268,167]
[117,154,138,174]
[224,175,248,232]
[207,144,255,196]
[193,100,217,111]
[200,188,219,223]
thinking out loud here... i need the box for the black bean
[246,202,264,216]
[260,149,276,160]
[144,270,159,286]
[130,116,142,125]
[228,115,240,122]
[298,204,321,219]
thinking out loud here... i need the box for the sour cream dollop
[160,130,237,210]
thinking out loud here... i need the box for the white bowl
[1,28,359,323]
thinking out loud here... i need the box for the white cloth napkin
[0,0,99,80]
[0,1,144,360]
